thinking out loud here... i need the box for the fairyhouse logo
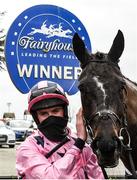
[5,4,92,95]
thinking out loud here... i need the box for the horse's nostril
[96,138,119,154]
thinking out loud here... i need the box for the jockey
[16,80,104,179]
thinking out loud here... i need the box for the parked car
[0,121,16,148]
[8,119,33,141]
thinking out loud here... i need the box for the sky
[0,0,137,120]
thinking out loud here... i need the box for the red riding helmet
[28,81,69,124]
[28,80,69,111]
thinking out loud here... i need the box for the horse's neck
[123,78,137,172]
[125,78,137,98]
[124,78,137,125]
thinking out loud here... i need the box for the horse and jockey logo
[28,21,73,39]
[5,5,91,95]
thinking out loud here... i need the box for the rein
[119,128,137,178]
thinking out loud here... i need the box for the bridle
[80,56,120,69]
[84,110,127,142]
[84,110,137,178]
[79,58,128,141]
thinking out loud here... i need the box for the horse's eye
[78,85,85,92]
[79,84,91,93]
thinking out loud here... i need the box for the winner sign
[5,5,91,95]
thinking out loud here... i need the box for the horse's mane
[124,76,137,87]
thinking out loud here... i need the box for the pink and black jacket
[16,128,104,179]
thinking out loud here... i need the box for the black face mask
[38,116,68,142]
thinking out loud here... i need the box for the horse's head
[73,30,127,168]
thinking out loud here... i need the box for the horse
[72,30,137,178]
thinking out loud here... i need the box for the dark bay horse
[72,30,137,177]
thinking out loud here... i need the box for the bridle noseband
[84,110,127,141]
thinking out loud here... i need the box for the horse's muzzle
[91,137,121,168]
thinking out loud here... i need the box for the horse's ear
[108,30,124,63]
[72,33,90,68]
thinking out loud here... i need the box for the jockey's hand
[76,107,87,141]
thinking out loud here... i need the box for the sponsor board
[5,5,91,95]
